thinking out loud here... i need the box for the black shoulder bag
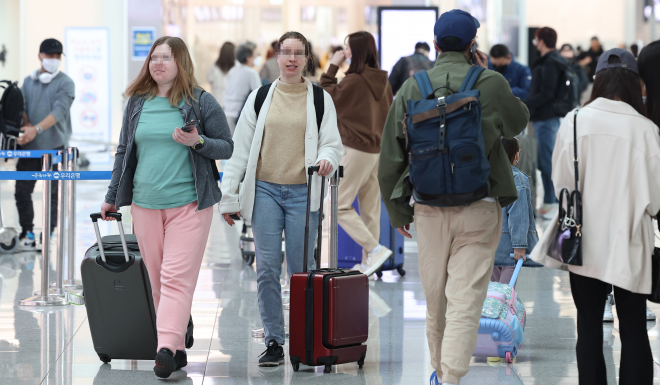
[548,109,583,265]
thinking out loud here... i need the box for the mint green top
[132,97,198,209]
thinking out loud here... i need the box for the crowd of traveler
[11,7,660,385]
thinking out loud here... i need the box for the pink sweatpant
[131,202,213,353]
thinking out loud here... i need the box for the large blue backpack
[404,66,491,207]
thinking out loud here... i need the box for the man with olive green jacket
[377,10,529,385]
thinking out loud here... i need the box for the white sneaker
[603,294,614,322]
[363,246,393,277]
[353,262,375,281]
[540,203,558,220]
[18,232,36,251]
[647,306,656,321]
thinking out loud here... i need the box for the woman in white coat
[219,31,343,367]
[532,48,660,384]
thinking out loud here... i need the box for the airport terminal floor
[2,178,660,385]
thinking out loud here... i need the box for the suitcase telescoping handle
[303,166,325,273]
[89,212,130,263]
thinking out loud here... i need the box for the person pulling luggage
[219,31,343,367]
[101,36,233,379]
[491,137,543,286]
[320,31,394,279]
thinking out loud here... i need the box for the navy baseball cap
[595,48,639,75]
[434,9,480,49]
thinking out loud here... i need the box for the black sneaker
[174,350,187,370]
[258,340,284,367]
[154,348,176,378]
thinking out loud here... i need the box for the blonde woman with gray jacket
[219,31,343,367]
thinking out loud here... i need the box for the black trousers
[15,158,58,235]
[569,272,653,385]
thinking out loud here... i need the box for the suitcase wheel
[324,364,332,373]
[98,353,111,363]
[376,270,383,279]
[397,266,406,277]
[292,362,300,372]
[358,357,365,369]
[0,236,18,254]
[506,351,513,364]
[242,252,255,266]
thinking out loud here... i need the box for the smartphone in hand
[182,120,199,133]
[229,214,240,221]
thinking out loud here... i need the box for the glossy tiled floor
[2,178,660,384]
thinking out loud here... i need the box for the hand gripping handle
[89,212,129,263]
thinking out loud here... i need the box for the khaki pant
[415,200,502,384]
[338,146,381,261]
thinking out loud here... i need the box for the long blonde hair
[125,36,199,106]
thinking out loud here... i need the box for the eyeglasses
[150,55,175,63]
[278,49,306,57]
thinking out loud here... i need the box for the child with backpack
[491,137,543,286]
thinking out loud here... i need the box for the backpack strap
[255,83,325,131]
[254,84,272,119]
[413,71,434,100]
[192,87,221,181]
[312,85,324,131]
[459,66,486,92]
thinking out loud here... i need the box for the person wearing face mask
[524,27,569,220]
[16,38,75,250]
[487,44,531,100]
[219,31,343,367]
[320,31,394,278]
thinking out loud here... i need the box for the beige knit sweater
[256,80,308,184]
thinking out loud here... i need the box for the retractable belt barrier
[9,147,222,308]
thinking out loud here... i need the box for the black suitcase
[81,213,157,362]
[80,212,193,363]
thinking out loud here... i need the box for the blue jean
[534,118,561,204]
[251,180,319,345]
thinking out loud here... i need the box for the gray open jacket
[104,91,234,211]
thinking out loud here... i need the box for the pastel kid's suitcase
[337,199,405,278]
[473,258,527,363]
[289,166,369,373]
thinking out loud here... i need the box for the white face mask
[41,57,61,74]
[253,55,263,67]
[346,58,351,65]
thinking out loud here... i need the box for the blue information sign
[132,27,155,60]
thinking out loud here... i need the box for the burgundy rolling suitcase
[289,166,368,373]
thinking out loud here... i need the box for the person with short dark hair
[491,137,542,289]
[224,43,261,134]
[630,43,639,58]
[578,36,604,83]
[487,44,532,99]
[532,48,658,385]
[524,26,568,220]
[17,38,75,250]
[320,31,394,278]
[388,41,434,94]
[378,10,529,385]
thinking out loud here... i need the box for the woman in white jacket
[219,31,343,367]
[532,48,660,384]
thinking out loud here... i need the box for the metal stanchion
[19,154,67,306]
[63,147,82,291]
[53,150,68,295]
[39,151,68,297]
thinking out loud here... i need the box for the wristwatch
[35,124,43,134]
[192,137,204,151]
